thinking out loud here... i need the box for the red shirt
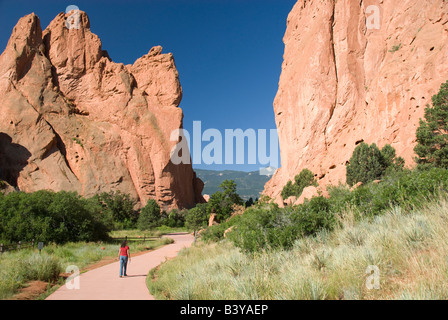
[120,246,129,257]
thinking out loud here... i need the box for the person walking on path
[46,233,194,300]
[118,240,131,277]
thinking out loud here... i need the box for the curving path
[46,233,194,300]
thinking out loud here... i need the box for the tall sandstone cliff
[264,0,448,201]
[0,12,204,209]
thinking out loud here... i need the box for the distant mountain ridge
[195,169,271,200]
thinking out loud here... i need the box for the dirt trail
[46,233,193,300]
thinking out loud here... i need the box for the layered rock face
[264,0,448,200]
[0,12,204,209]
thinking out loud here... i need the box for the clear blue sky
[0,0,295,172]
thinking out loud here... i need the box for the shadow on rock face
[0,132,31,188]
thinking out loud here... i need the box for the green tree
[294,169,318,195]
[346,143,404,187]
[281,169,318,200]
[294,196,336,237]
[346,143,383,186]
[95,191,137,229]
[185,205,208,242]
[245,197,254,208]
[381,144,405,175]
[281,180,295,200]
[207,180,243,222]
[138,199,161,230]
[162,209,187,228]
[414,80,448,169]
[0,190,110,244]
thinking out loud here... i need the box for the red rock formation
[0,12,204,209]
[264,0,448,201]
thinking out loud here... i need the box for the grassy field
[148,197,448,300]
[0,234,174,300]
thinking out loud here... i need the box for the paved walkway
[46,233,194,300]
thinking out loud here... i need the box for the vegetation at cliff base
[148,197,448,300]
[138,199,162,231]
[346,143,404,187]
[94,191,137,230]
[210,167,448,253]
[206,179,244,223]
[0,191,111,244]
[281,168,318,200]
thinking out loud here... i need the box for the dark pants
[119,256,128,276]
